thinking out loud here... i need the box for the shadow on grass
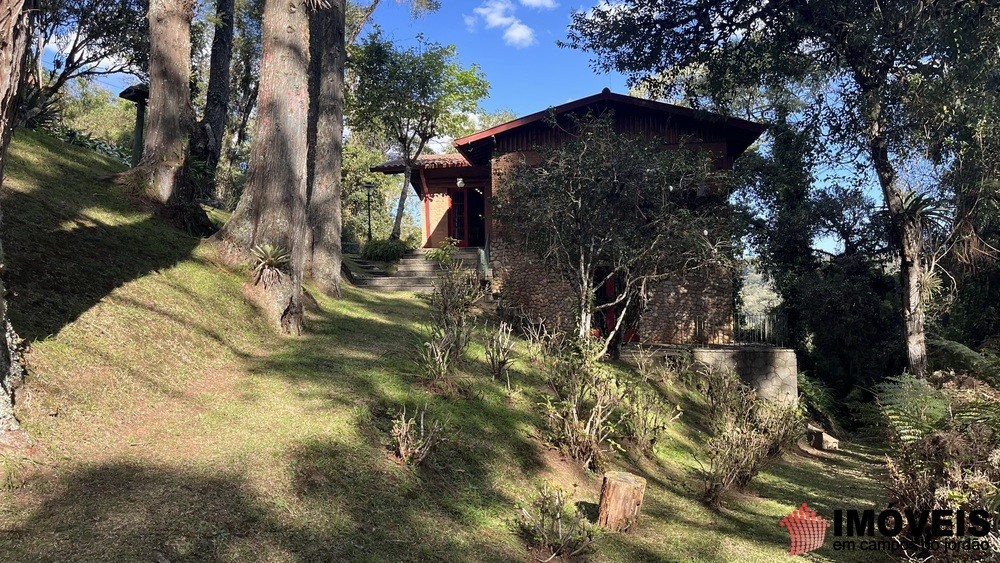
[2,131,200,341]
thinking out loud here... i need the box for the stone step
[355,277,437,292]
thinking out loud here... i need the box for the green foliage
[878,374,1000,556]
[426,240,484,362]
[542,342,627,470]
[416,325,454,382]
[929,337,1000,386]
[250,244,290,289]
[348,31,489,164]
[342,141,396,244]
[796,373,841,433]
[516,483,598,561]
[621,378,681,456]
[698,368,802,507]
[361,239,409,262]
[56,78,136,159]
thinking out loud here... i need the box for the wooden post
[597,471,647,532]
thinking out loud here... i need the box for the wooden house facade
[373,90,766,344]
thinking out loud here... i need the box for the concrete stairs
[347,248,482,293]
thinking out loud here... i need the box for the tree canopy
[348,31,489,240]
[566,0,1000,377]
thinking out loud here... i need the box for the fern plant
[251,244,291,289]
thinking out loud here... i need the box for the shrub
[426,239,484,362]
[362,238,409,262]
[251,244,290,289]
[797,373,842,434]
[516,483,598,562]
[542,342,626,470]
[521,319,548,363]
[416,326,455,382]
[622,382,682,456]
[877,373,1000,557]
[485,321,515,390]
[390,405,444,466]
[698,368,802,507]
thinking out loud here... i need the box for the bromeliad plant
[485,321,515,390]
[251,244,291,289]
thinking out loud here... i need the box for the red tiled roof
[370,153,471,173]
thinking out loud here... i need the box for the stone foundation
[691,346,798,405]
[489,239,576,332]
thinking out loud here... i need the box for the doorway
[449,188,486,247]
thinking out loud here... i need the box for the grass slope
[0,130,889,562]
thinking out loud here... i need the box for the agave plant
[251,244,291,289]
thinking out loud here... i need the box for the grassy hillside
[0,130,889,562]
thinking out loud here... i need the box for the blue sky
[369,1,629,116]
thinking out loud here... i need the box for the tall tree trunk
[865,97,929,378]
[220,0,310,253]
[219,0,310,332]
[123,0,195,206]
[0,0,34,438]
[390,164,411,240]
[190,0,234,197]
[899,217,928,377]
[307,0,345,295]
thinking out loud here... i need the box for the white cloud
[467,0,538,48]
[474,1,517,29]
[519,0,558,8]
[503,22,536,47]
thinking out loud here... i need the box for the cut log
[597,471,646,532]
[807,428,839,451]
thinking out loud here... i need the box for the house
[372,89,766,345]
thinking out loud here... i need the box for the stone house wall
[640,267,734,344]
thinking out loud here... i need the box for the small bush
[362,238,409,262]
[251,244,290,289]
[622,382,682,456]
[516,483,598,562]
[485,321,515,390]
[521,319,548,363]
[797,373,842,434]
[417,326,455,382]
[426,239,484,362]
[390,405,444,466]
[698,368,802,507]
[877,373,1000,557]
[543,342,625,470]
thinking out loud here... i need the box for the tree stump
[597,471,647,532]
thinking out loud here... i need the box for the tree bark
[597,471,646,532]
[863,94,928,378]
[0,0,34,438]
[219,0,310,333]
[123,0,195,206]
[306,0,345,295]
[190,0,234,197]
[219,0,311,254]
[389,163,412,240]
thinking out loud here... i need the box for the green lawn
[0,130,890,562]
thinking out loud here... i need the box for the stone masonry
[692,346,798,405]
